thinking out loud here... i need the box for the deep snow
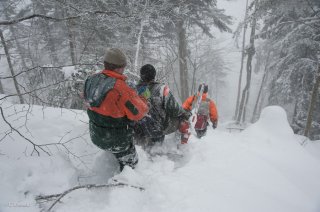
[0,101,320,212]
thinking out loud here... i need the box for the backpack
[134,83,165,138]
[194,98,210,130]
[83,73,116,107]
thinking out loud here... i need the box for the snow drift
[0,103,319,212]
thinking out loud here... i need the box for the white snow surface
[0,103,320,212]
[61,66,76,78]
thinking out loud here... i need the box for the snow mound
[240,105,320,208]
[61,66,76,78]
[243,105,294,140]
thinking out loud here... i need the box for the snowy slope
[0,102,320,212]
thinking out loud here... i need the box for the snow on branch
[36,182,145,211]
[0,79,70,102]
[0,63,98,80]
[0,11,131,26]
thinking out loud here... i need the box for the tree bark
[241,16,257,123]
[134,20,144,73]
[234,0,249,120]
[304,64,320,138]
[177,19,189,101]
[66,16,76,65]
[0,79,4,94]
[251,50,270,122]
[3,10,28,70]
[34,1,59,66]
[0,30,24,104]
[237,3,257,123]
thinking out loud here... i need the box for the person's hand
[212,121,217,129]
[181,110,192,121]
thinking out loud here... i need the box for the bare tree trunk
[3,11,28,70]
[241,16,257,123]
[237,6,257,123]
[251,51,270,122]
[177,19,189,101]
[63,7,77,65]
[35,1,59,65]
[134,20,144,73]
[44,24,59,66]
[190,62,197,95]
[304,64,320,138]
[234,0,249,120]
[66,16,76,65]
[0,30,24,104]
[0,79,3,94]
[187,52,198,95]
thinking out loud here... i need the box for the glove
[181,110,192,121]
[212,121,217,129]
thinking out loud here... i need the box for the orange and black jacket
[182,93,218,124]
[87,70,148,150]
[88,70,148,122]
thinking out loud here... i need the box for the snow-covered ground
[0,100,320,212]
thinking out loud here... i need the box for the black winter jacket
[134,81,190,138]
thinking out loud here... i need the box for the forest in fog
[0,0,319,140]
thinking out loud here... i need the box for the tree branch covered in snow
[0,11,132,26]
[254,0,320,139]
[0,64,98,80]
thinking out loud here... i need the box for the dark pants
[113,142,138,171]
[89,121,138,171]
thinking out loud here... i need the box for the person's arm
[123,85,149,121]
[163,88,191,120]
[209,100,218,128]
[182,95,195,111]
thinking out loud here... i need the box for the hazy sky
[218,0,247,29]
[214,0,250,120]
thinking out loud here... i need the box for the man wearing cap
[133,64,191,148]
[85,48,148,171]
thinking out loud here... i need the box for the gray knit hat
[104,48,127,67]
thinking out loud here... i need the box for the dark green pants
[89,121,138,170]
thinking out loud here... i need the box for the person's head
[104,48,127,74]
[198,84,208,93]
[140,64,156,82]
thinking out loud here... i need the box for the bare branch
[0,106,50,156]
[36,182,145,211]
[0,79,71,101]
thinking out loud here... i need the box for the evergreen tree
[257,0,320,139]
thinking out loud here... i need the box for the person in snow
[133,64,192,148]
[84,48,148,171]
[182,84,218,138]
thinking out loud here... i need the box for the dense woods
[233,0,320,139]
[0,0,319,139]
